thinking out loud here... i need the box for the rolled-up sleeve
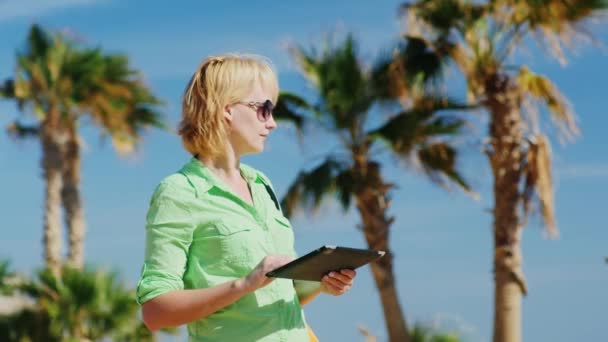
[136,180,195,305]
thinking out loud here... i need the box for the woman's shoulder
[159,172,193,189]
[150,172,196,202]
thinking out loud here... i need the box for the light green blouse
[136,158,309,341]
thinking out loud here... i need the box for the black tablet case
[266,245,385,281]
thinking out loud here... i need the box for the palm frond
[516,65,578,140]
[103,105,165,156]
[369,96,470,155]
[280,157,351,217]
[127,105,166,130]
[61,46,167,155]
[402,0,487,37]
[335,168,356,210]
[370,108,433,154]
[0,79,15,99]
[0,260,18,295]
[493,0,608,32]
[523,134,557,238]
[24,24,53,60]
[492,0,607,64]
[274,91,311,132]
[289,34,374,130]
[371,52,402,101]
[46,36,69,86]
[6,121,40,140]
[417,142,471,191]
[400,1,484,102]
[409,323,461,342]
[372,36,447,102]
[289,45,321,88]
[403,36,446,86]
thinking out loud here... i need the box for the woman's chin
[242,144,264,155]
[256,141,267,152]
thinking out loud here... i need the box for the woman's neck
[197,150,242,182]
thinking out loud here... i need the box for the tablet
[266,245,385,281]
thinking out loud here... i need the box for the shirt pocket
[190,221,256,275]
[269,214,296,256]
[214,222,254,264]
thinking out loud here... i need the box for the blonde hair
[179,53,279,158]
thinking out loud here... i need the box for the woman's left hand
[320,269,356,296]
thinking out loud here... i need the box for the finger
[328,271,353,286]
[323,277,351,296]
[323,275,346,292]
[323,284,341,296]
[340,269,356,278]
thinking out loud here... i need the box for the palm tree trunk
[486,75,526,342]
[40,119,64,278]
[353,160,410,342]
[62,128,85,269]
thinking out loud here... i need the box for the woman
[136,54,356,341]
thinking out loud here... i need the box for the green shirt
[136,158,309,342]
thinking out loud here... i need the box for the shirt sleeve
[136,179,195,305]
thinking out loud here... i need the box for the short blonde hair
[179,53,279,158]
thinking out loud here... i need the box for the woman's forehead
[245,81,275,101]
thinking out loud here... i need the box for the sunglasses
[236,99,274,122]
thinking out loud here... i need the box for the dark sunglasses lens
[259,100,273,121]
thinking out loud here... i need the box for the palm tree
[359,324,461,342]
[410,324,460,342]
[58,51,164,271]
[0,25,164,275]
[400,1,607,341]
[31,266,150,341]
[275,35,471,342]
[1,264,170,341]
[1,26,68,278]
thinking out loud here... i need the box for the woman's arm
[294,269,357,306]
[142,278,248,331]
[294,280,322,306]
[141,254,293,331]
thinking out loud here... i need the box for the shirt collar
[179,157,260,197]
[239,163,259,183]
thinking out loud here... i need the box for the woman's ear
[223,105,233,123]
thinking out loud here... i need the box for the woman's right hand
[242,255,294,292]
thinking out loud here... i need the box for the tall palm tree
[400,1,607,341]
[1,26,69,278]
[0,25,164,275]
[275,35,471,342]
[58,51,164,270]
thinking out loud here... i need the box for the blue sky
[1,1,607,341]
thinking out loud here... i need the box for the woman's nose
[266,114,277,130]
